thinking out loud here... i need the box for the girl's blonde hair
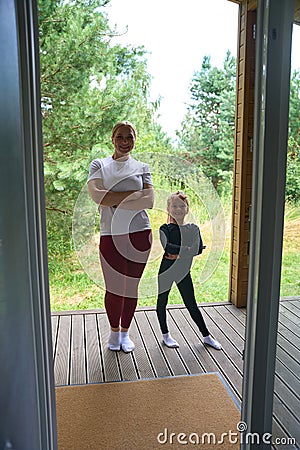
[111,120,137,139]
[167,191,189,223]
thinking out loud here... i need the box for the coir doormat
[56,372,241,449]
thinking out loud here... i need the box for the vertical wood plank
[129,313,156,379]
[54,315,71,386]
[229,4,256,307]
[70,314,86,385]
[134,310,171,378]
[85,313,103,383]
[97,313,121,382]
[51,315,58,359]
[146,310,188,376]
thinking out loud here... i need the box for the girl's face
[168,197,188,223]
[112,125,136,159]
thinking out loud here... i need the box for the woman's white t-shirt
[88,156,153,235]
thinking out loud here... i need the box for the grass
[280,212,300,297]
[48,203,300,312]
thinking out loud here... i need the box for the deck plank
[129,315,156,380]
[281,301,300,319]
[51,315,58,359]
[278,322,300,350]
[169,308,223,377]
[85,314,103,383]
[117,350,138,382]
[145,310,188,376]
[214,305,246,343]
[279,304,299,328]
[277,333,299,362]
[272,415,298,450]
[96,314,121,382]
[273,371,300,444]
[167,309,205,374]
[275,358,300,398]
[182,307,243,400]
[224,303,246,324]
[54,315,71,386]
[273,393,300,448]
[201,307,244,370]
[70,314,86,385]
[290,299,300,311]
[134,311,171,378]
[275,344,300,382]
[279,310,300,337]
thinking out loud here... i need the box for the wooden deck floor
[51,299,300,449]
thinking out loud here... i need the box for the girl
[88,121,154,352]
[156,191,221,350]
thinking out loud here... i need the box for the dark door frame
[0,1,57,449]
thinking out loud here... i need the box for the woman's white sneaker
[108,330,121,351]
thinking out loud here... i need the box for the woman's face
[112,125,136,159]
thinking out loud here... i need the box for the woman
[88,121,154,352]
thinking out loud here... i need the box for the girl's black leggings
[156,271,209,337]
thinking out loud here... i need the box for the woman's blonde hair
[111,121,137,139]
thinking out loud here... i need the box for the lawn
[49,204,300,312]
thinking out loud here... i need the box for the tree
[286,69,300,203]
[178,52,236,192]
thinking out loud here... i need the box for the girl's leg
[156,291,170,335]
[157,292,179,348]
[177,273,221,350]
[157,261,179,348]
[176,273,209,336]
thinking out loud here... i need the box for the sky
[106,0,300,140]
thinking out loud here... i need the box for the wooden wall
[229,1,256,307]
[295,0,300,24]
[228,0,299,307]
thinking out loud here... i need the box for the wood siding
[295,0,300,25]
[229,2,255,307]
[228,0,300,308]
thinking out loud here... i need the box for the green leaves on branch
[287,70,300,203]
[178,52,236,192]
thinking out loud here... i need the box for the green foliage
[49,204,300,310]
[286,70,300,203]
[178,52,236,192]
[286,137,300,203]
[289,69,300,141]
